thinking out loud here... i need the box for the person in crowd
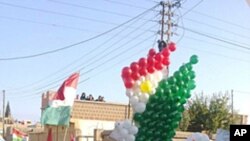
[80,92,86,100]
[88,94,94,101]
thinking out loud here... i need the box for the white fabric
[50,87,76,107]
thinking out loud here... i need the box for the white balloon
[162,67,168,79]
[129,96,139,105]
[152,79,159,88]
[110,130,122,140]
[115,121,124,131]
[123,119,132,129]
[134,102,146,113]
[126,89,134,97]
[139,94,149,103]
[155,71,163,81]
[128,126,138,135]
[135,80,141,87]
[139,76,145,82]
[119,128,129,138]
[132,87,141,94]
[186,133,210,141]
[145,74,153,81]
[150,89,156,95]
[125,134,135,141]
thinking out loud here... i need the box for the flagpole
[56,126,58,141]
[63,127,68,141]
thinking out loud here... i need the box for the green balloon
[171,85,179,94]
[155,87,164,96]
[180,65,188,74]
[187,80,196,90]
[159,81,167,89]
[134,113,143,121]
[176,80,185,87]
[174,71,183,80]
[185,62,193,71]
[168,76,177,85]
[190,55,198,64]
[189,71,196,79]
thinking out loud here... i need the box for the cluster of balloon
[133,55,199,141]
[186,133,210,141]
[121,42,176,114]
[109,120,138,141]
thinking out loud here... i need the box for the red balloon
[162,57,170,66]
[162,47,170,57]
[168,42,176,52]
[138,58,147,67]
[139,67,148,76]
[130,62,139,72]
[155,62,163,70]
[147,66,155,73]
[148,48,156,57]
[147,56,156,66]
[121,67,132,78]
[131,72,140,80]
[155,53,164,62]
[124,78,134,88]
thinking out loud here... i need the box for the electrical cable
[6,13,159,93]
[177,26,250,51]
[0,3,159,61]
[49,0,156,22]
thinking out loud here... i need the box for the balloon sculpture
[109,42,199,141]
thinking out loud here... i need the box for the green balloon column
[118,42,199,141]
[134,55,198,141]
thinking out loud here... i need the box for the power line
[103,0,151,10]
[0,15,97,33]
[183,8,250,31]
[0,1,119,25]
[183,17,250,41]
[7,22,157,96]
[177,0,204,20]
[6,13,158,93]
[184,36,250,55]
[177,26,250,51]
[0,3,159,61]
[9,33,156,99]
[49,0,156,22]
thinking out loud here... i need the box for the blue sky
[0,0,250,124]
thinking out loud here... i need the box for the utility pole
[166,1,172,44]
[231,89,234,121]
[158,0,177,51]
[2,90,5,138]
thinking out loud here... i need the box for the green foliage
[178,110,190,131]
[186,93,235,134]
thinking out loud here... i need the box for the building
[35,91,133,141]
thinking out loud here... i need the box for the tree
[178,110,190,131]
[5,101,11,118]
[186,92,236,134]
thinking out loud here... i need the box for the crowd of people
[78,92,105,102]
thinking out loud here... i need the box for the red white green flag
[12,128,28,141]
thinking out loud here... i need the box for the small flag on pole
[12,128,28,141]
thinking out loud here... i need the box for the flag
[47,128,52,141]
[12,128,28,141]
[41,72,80,126]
